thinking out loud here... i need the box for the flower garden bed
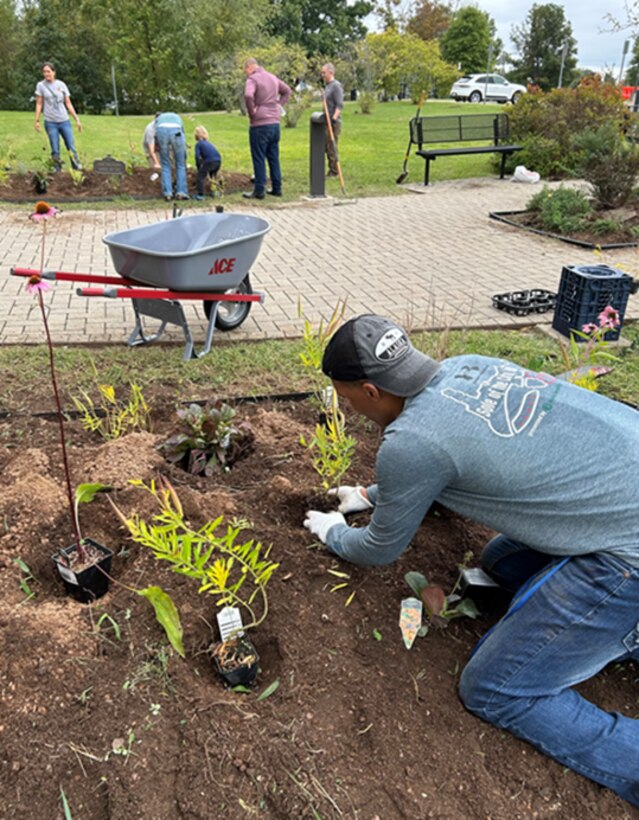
[489,209,639,250]
[0,379,635,819]
[0,167,252,203]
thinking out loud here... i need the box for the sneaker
[194,195,205,201]
[175,193,189,201]
[164,195,172,202]
[243,191,265,200]
[266,190,282,197]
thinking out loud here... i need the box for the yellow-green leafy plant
[300,390,357,491]
[68,166,86,187]
[73,381,151,439]
[297,298,346,403]
[111,478,279,635]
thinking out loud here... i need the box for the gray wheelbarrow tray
[100,212,270,359]
[102,212,271,291]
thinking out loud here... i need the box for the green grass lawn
[0,100,506,203]
[3,325,639,411]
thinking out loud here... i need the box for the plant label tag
[399,597,422,650]
[56,564,78,585]
[216,606,244,642]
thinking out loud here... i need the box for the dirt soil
[0,167,253,202]
[0,384,637,820]
[503,204,639,247]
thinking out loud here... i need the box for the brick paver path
[1,179,636,349]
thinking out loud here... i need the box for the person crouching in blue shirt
[194,126,222,200]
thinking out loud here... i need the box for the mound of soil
[0,387,636,819]
[0,167,253,202]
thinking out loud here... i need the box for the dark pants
[196,160,221,195]
[249,124,281,195]
[325,119,341,175]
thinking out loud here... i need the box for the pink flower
[581,323,598,334]
[29,201,60,221]
[26,274,51,294]
[597,306,620,328]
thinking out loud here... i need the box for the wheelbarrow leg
[199,302,220,359]
[128,298,196,360]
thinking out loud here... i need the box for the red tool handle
[79,286,263,302]
[11,266,138,286]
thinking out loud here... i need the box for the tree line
[0,0,586,115]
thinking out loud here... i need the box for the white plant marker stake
[400,597,423,650]
[216,606,244,642]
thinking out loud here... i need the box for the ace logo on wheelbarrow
[209,258,236,275]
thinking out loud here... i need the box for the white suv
[450,74,527,104]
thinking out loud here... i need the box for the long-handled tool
[321,93,346,195]
[396,90,426,184]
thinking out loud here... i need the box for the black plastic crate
[552,264,634,342]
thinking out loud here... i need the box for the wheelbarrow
[11,212,271,360]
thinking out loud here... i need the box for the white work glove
[303,510,346,544]
[328,485,373,514]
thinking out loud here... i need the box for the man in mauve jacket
[242,58,292,200]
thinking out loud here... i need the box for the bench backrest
[409,113,511,148]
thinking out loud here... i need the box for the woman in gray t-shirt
[34,62,83,171]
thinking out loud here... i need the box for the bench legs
[423,157,432,186]
[499,152,509,179]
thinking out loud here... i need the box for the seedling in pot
[21,203,116,598]
[111,477,279,684]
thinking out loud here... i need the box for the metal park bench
[410,113,523,185]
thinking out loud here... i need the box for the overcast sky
[463,0,633,72]
[365,1,635,73]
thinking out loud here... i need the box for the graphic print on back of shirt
[441,362,560,438]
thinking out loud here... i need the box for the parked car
[450,74,527,104]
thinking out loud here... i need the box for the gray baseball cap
[322,315,440,397]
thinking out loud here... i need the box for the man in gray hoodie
[242,58,292,200]
[304,313,639,809]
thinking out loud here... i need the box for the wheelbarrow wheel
[203,274,253,331]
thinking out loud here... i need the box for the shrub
[503,135,568,179]
[283,90,312,128]
[526,185,592,234]
[573,122,639,209]
[506,76,633,177]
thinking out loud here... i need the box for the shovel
[396,90,426,184]
[321,93,346,195]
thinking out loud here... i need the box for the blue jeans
[44,119,80,169]
[196,159,221,195]
[249,124,281,194]
[155,127,188,197]
[460,535,639,807]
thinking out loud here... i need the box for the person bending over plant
[304,314,639,809]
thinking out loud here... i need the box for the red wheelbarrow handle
[11,266,139,286]
[78,286,264,302]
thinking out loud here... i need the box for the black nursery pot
[52,539,113,603]
[213,635,260,686]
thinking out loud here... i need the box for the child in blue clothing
[194,126,222,199]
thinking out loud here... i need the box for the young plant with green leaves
[111,478,279,636]
[297,298,346,404]
[72,380,151,439]
[158,400,254,476]
[300,390,357,492]
[405,570,479,637]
